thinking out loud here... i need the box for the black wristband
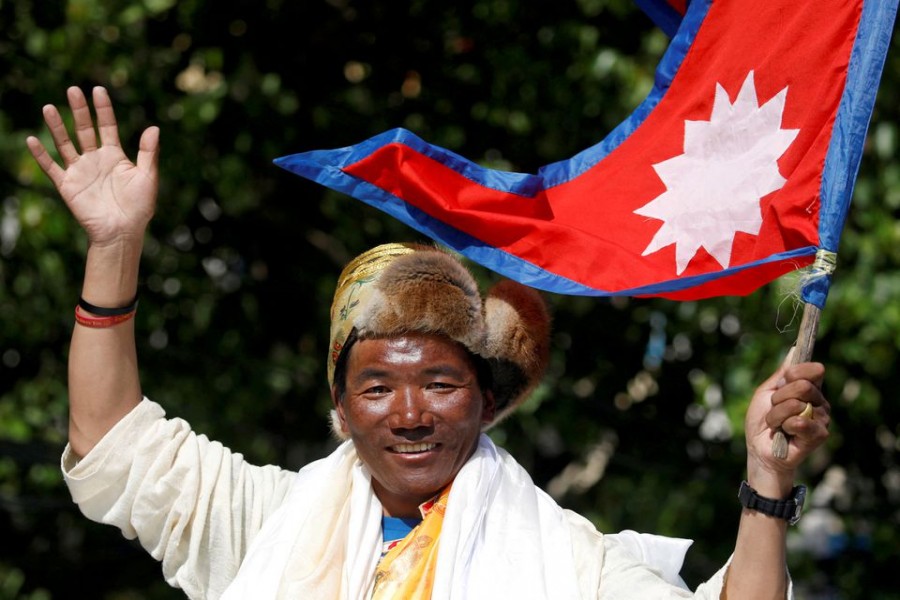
[78,295,139,317]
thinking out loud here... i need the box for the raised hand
[26,86,159,248]
[745,352,830,479]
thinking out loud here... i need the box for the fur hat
[328,243,550,431]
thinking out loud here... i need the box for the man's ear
[331,385,350,435]
[481,389,496,425]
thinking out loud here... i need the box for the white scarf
[222,434,592,599]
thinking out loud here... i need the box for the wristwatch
[738,480,807,525]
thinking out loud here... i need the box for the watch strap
[738,480,806,525]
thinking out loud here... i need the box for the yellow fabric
[371,486,451,600]
[327,243,420,386]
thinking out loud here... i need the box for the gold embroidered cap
[328,243,551,430]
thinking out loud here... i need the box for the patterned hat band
[328,243,551,432]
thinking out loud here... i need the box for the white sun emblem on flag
[634,71,799,275]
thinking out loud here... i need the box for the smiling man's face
[333,333,495,517]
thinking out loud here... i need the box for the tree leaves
[1,1,898,597]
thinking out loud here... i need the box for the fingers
[779,361,825,391]
[770,396,831,433]
[29,86,128,185]
[69,86,98,153]
[747,358,829,468]
[42,102,81,167]
[92,86,122,148]
[25,136,66,189]
[766,362,830,435]
[780,407,830,454]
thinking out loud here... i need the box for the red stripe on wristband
[74,304,137,328]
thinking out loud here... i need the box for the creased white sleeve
[598,533,795,599]
[598,534,727,599]
[61,398,297,600]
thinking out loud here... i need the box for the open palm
[26,86,159,247]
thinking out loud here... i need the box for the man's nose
[389,387,434,431]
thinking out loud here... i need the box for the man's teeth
[392,443,436,453]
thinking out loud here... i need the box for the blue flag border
[802,0,899,308]
[276,0,898,306]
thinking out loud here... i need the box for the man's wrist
[738,480,806,525]
[746,457,796,498]
[83,241,143,306]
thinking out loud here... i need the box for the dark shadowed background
[1,1,898,598]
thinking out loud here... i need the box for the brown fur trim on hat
[333,244,551,435]
[482,279,551,423]
[354,250,485,351]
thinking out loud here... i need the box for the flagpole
[771,302,821,459]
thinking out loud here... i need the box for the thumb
[136,126,160,174]
[759,346,796,391]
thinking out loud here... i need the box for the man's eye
[364,385,390,395]
[426,382,455,390]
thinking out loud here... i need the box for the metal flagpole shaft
[771,302,822,459]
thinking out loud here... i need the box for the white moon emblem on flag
[634,71,800,275]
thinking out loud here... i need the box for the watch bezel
[788,484,806,525]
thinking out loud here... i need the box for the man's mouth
[389,443,438,454]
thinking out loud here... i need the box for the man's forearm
[68,241,144,457]
[723,469,794,599]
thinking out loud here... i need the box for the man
[28,86,830,599]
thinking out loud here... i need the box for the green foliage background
[1,1,898,598]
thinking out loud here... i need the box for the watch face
[789,485,807,525]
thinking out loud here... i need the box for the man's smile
[389,442,439,454]
[336,333,494,516]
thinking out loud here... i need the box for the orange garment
[371,486,451,599]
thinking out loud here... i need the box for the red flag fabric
[276,0,898,308]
